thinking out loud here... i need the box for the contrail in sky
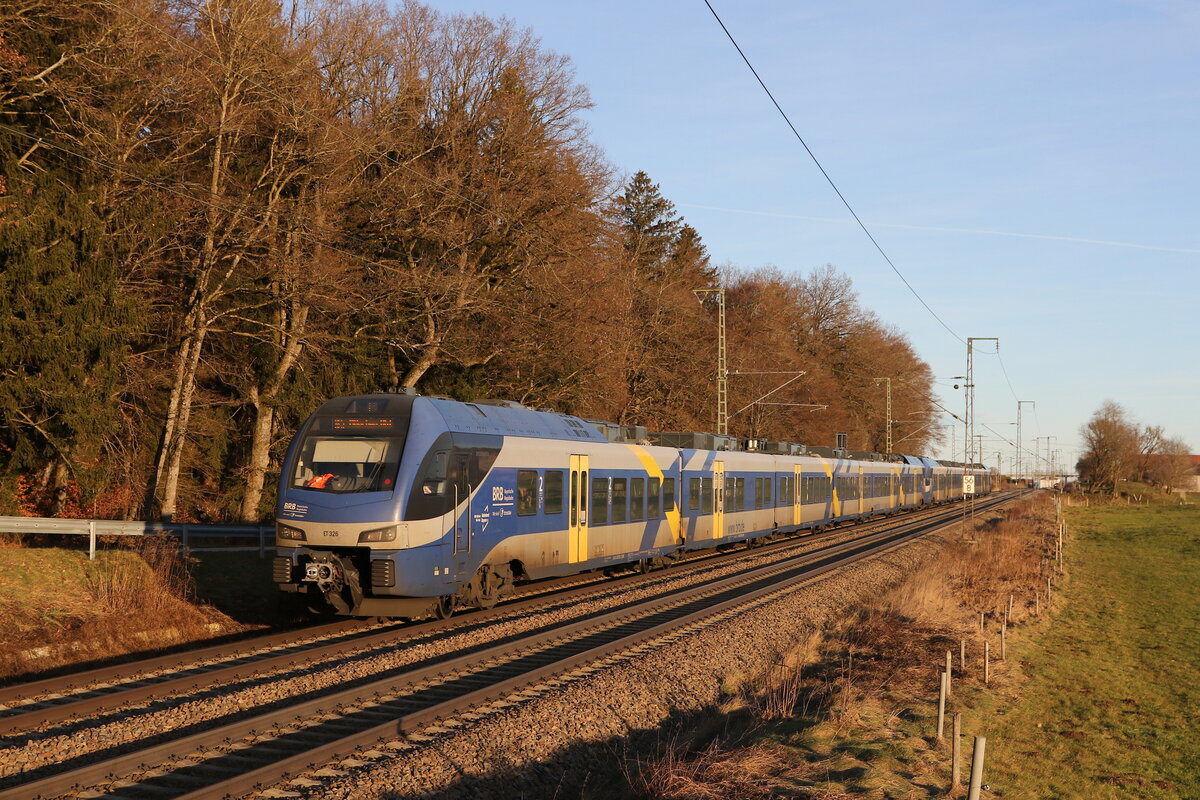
[681,203,1200,255]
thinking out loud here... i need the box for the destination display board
[330,417,395,431]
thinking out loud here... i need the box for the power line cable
[702,0,964,344]
[993,349,1021,403]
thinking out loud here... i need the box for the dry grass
[628,740,794,800]
[84,534,196,615]
[627,495,1059,799]
[0,536,237,679]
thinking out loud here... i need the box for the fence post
[984,640,990,684]
[937,671,947,740]
[946,649,953,697]
[88,519,96,561]
[259,526,266,558]
[967,736,987,800]
[181,524,190,553]
[951,711,962,792]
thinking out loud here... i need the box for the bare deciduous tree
[1077,401,1140,494]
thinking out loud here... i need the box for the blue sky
[431,0,1199,470]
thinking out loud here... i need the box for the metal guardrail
[0,515,275,559]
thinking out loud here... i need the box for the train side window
[590,477,608,525]
[612,478,628,523]
[631,478,645,521]
[517,470,538,515]
[764,476,772,506]
[736,477,745,511]
[544,470,564,514]
[571,471,578,526]
[663,478,675,512]
[754,477,763,509]
[725,476,735,508]
[701,478,713,513]
[648,477,661,519]
[689,477,701,510]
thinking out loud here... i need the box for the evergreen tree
[615,170,684,276]
[0,8,137,511]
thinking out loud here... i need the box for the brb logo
[282,501,309,518]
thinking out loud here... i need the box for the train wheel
[434,596,457,619]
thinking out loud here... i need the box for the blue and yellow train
[273,393,992,617]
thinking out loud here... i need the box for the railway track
[0,491,1020,800]
[0,495,980,727]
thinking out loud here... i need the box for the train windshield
[291,435,403,493]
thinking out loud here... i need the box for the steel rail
[0,618,371,704]
[0,492,1018,800]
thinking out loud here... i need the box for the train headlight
[277,523,306,542]
[359,525,398,543]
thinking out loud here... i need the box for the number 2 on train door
[569,454,589,563]
[713,461,725,540]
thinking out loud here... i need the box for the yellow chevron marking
[624,445,682,544]
[814,455,839,517]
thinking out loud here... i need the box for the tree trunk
[240,390,276,521]
[238,301,308,521]
[145,315,203,519]
[158,322,209,520]
[400,341,441,388]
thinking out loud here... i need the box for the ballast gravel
[297,528,958,800]
[0,523,884,782]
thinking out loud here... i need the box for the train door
[568,454,589,563]
[452,451,471,554]
[858,466,865,515]
[793,464,802,527]
[713,461,725,540]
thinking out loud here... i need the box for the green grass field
[986,502,1200,799]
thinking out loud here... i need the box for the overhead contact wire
[702,0,964,344]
